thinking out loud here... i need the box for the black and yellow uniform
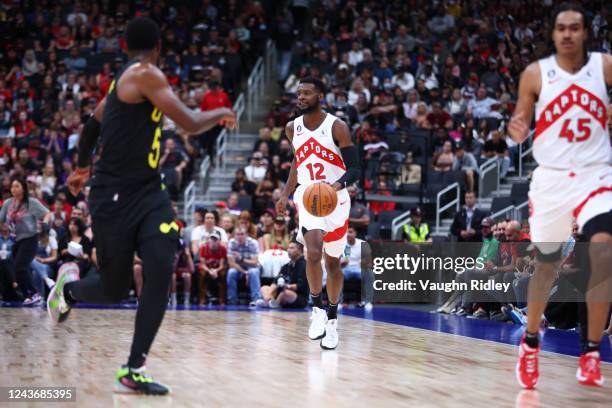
[65,59,179,369]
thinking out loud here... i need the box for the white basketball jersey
[534,52,610,169]
[293,113,346,186]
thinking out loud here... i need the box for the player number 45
[559,118,591,143]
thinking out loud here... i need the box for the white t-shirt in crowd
[191,225,228,247]
[343,238,364,269]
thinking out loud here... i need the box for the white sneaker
[308,307,327,340]
[320,319,339,350]
[269,299,280,309]
[47,262,80,324]
[364,302,373,312]
[255,299,268,307]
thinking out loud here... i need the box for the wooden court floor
[1,308,611,408]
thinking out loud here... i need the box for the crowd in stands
[0,0,278,306]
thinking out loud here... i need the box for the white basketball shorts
[293,184,350,258]
[528,164,612,254]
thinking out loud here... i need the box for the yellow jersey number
[148,108,163,169]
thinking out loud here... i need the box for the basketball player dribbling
[508,2,612,389]
[276,77,360,350]
[46,17,236,394]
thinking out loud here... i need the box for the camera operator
[256,241,308,308]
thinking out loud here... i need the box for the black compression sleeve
[335,145,360,188]
[77,116,101,168]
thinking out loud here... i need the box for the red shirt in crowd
[200,89,231,111]
[199,241,227,270]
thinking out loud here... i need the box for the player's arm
[137,65,236,134]
[507,62,540,144]
[276,121,297,215]
[331,119,360,191]
[67,97,107,195]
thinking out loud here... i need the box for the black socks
[311,292,323,309]
[524,331,539,348]
[327,302,338,320]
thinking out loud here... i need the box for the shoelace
[583,356,598,374]
[524,352,537,374]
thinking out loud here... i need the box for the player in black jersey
[46,17,236,395]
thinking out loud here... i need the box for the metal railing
[435,182,461,233]
[391,210,412,241]
[518,130,535,177]
[265,39,276,84]
[183,181,195,221]
[247,57,264,122]
[478,157,500,199]
[490,204,515,221]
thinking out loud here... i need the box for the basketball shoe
[320,319,339,350]
[114,365,170,395]
[47,263,80,324]
[576,351,604,387]
[308,306,327,340]
[516,334,540,389]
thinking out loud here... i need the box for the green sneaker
[47,263,80,324]
[114,365,170,395]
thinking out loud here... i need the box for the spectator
[58,217,93,277]
[96,26,120,52]
[347,185,370,238]
[227,226,262,306]
[236,210,258,239]
[170,242,195,307]
[340,226,373,307]
[244,152,267,183]
[191,210,228,257]
[231,168,257,196]
[198,229,227,306]
[452,142,479,192]
[0,176,50,305]
[63,47,87,72]
[0,223,17,301]
[426,102,453,129]
[398,151,422,186]
[467,87,499,120]
[403,207,431,243]
[482,130,511,178]
[159,138,189,201]
[257,241,307,308]
[262,215,291,251]
[219,214,236,239]
[226,192,243,217]
[450,191,486,242]
[432,140,454,172]
[30,225,58,297]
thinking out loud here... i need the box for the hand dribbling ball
[303,182,337,217]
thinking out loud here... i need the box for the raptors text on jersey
[293,113,347,186]
[534,52,610,169]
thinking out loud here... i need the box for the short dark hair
[299,76,326,94]
[125,17,160,51]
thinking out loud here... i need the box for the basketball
[303,182,337,217]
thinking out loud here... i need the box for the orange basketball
[303,182,338,217]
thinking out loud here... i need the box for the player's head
[551,2,589,57]
[125,16,161,60]
[297,77,326,114]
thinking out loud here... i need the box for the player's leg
[577,208,612,387]
[303,228,327,340]
[115,203,179,395]
[517,169,572,389]
[320,230,348,350]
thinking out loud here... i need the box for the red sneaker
[516,334,540,389]
[576,351,604,387]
